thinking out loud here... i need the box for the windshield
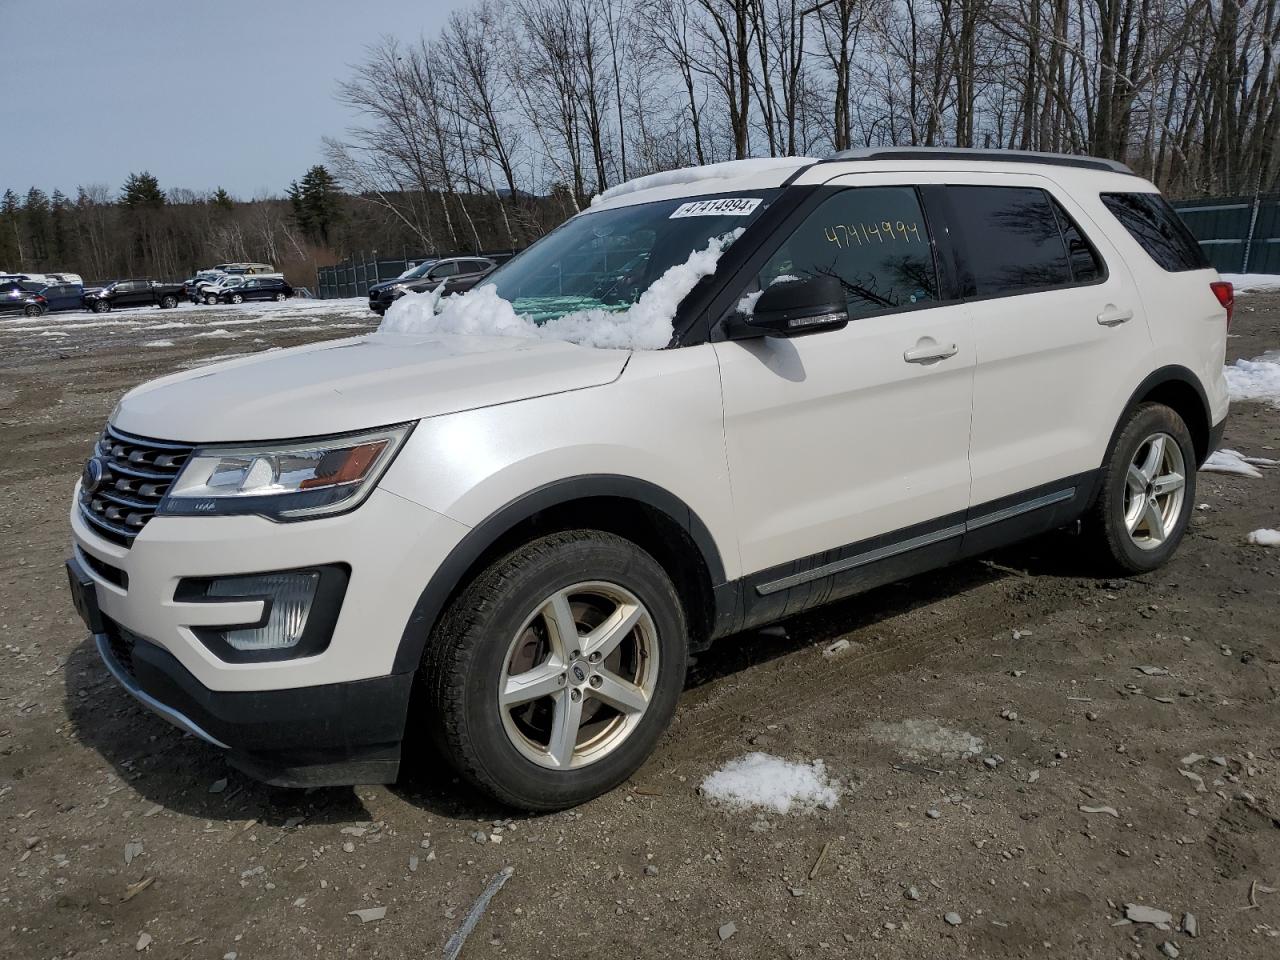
[480,190,780,324]
[399,260,437,280]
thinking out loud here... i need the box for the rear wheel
[24,304,43,318]
[422,530,688,811]
[275,292,287,301]
[1084,402,1196,574]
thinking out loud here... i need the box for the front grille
[79,426,194,547]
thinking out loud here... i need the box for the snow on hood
[112,333,628,443]
[591,157,817,206]
[378,230,741,350]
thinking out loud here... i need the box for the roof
[591,157,817,207]
[826,146,1133,174]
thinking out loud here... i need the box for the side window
[430,262,460,280]
[947,186,1071,296]
[753,186,939,319]
[1050,199,1105,284]
[1100,192,1209,272]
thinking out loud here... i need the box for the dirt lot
[2,295,1278,959]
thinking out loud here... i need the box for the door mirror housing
[724,275,849,340]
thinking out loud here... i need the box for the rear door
[713,178,975,613]
[943,178,1153,517]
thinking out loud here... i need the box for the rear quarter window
[1100,192,1209,272]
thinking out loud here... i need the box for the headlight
[158,423,413,520]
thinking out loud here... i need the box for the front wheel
[204,295,217,305]
[93,300,111,313]
[421,530,688,811]
[1084,402,1196,574]
[160,294,178,309]
[230,293,244,304]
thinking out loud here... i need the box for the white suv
[67,149,1230,809]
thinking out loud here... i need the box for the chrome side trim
[94,633,230,750]
[756,523,967,596]
[754,486,1077,597]
[965,487,1076,532]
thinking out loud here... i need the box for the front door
[713,180,974,615]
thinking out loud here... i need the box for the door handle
[1096,306,1134,326]
[904,342,959,363]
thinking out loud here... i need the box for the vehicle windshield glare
[479,191,780,325]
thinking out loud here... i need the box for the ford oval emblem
[82,457,106,494]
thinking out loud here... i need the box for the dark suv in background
[368,257,495,315]
[215,276,293,304]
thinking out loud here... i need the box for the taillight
[35,295,47,303]
[1210,280,1234,329]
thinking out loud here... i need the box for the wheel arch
[1114,365,1214,466]
[391,475,728,674]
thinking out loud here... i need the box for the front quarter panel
[379,344,741,581]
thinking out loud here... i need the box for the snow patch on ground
[1221,273,1280,294]
[592,157,816,205]
[143,340,174,348]
[379,232,740,350]
[1224,357,1280,407]
[1247,529,1280,546]
[701,753,840,814]
[865,719,985,762]
[1201,448,1274,478]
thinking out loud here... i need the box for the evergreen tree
[0,189,21,268]
[120,171,165,209]
[211,187,234,212]
[23,187,51,263]
[50,190,72,265]
[288,165,341,245]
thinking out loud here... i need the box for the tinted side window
[754,186,938,319]
[430,262,460,279]
[1100,192,1209,272]
[1050,199,1104,283]
[948,186,1071,296]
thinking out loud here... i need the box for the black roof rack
[826,147,1133,175]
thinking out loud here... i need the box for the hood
[112,332,630,443]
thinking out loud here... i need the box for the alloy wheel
[498,581,658,770]
[1122,432,1186,550]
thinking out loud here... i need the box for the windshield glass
[399,260,437,280]
[480,190,779,324]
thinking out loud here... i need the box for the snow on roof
[592,157,818,206]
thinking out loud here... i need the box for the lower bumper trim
[95,632,230,749]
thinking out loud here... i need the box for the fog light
[206,571,320,651]
[176,565,348,663]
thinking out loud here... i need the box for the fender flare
[390,475,727,674]
[1110,364,1213,461]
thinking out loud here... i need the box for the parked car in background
[82,280,185,313]
[213,262,276,275]
[185,271,226,302]
[214,276,293,304]
[201,275,247,304]
[367,257,496,315]
[36,282,85,312]
[0,280,47,317]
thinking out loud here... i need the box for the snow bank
[378,231,741,350]
[592,157,816,206]
[1221,273,1280,294]
[701,753,840,814]
[1224,357,1280,407]
[1201,448,1271,478]
[1247,529,1280,546]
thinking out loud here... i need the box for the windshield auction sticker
[669,197,762,218]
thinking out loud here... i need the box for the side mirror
[724,275,849,340]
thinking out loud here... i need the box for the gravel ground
[1,294,1278,959]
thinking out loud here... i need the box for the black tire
[421,530,688,811]
[204,295,218,306]
[275,292,287,301]
[230,293,244,304]
[160,295,178,309]
[93,300,111,313]
[1084,402,1197,574]
[24,304,44,318]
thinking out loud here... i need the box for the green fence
[1171,193,1280,274]
[315,249,521,299]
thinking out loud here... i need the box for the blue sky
[0,0,467,199]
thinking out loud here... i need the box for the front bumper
[93,625,413,785]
